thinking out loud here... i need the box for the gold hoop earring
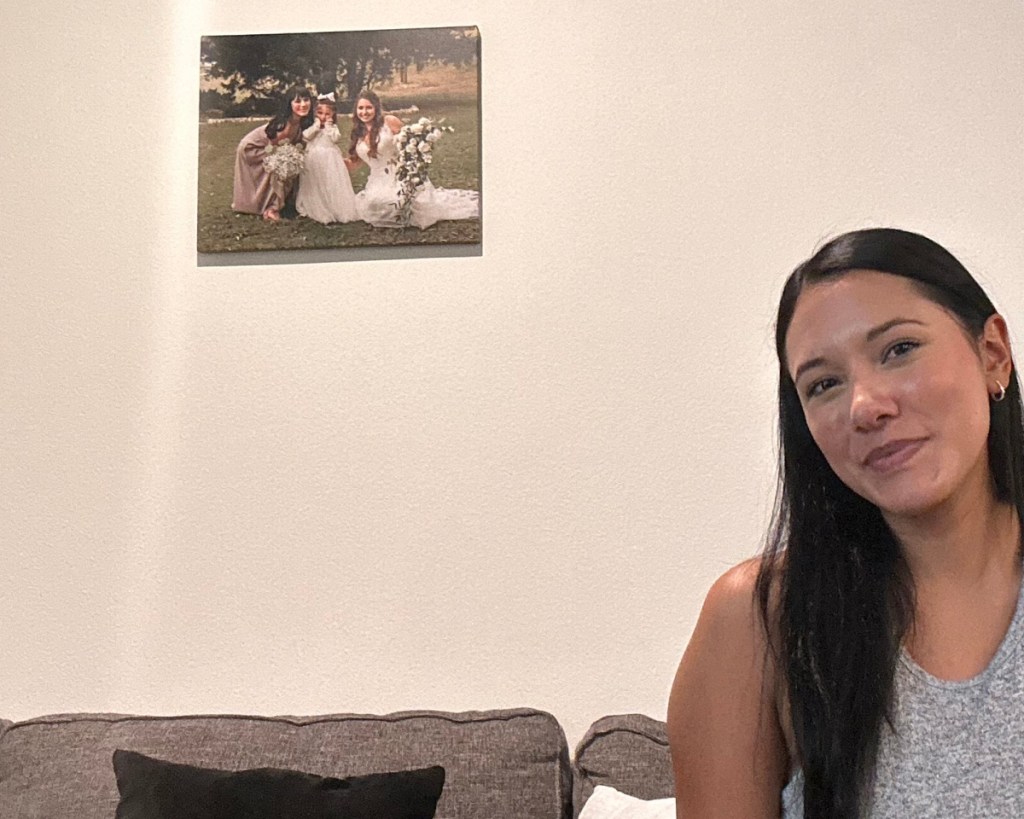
[992,380,1007,402]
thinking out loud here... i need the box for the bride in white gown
[346,91,479,229]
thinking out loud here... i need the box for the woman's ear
[981,314,1014,389]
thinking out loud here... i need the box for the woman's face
[356,98,376,123]
[784,269,1005,523]
[291,95,311,117]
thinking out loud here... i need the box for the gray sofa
[0,708,672,818]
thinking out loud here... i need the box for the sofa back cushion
[0,708,572,819]
[572,714,672,817]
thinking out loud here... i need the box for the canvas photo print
[198,26,481,257]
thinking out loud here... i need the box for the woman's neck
[887,489,1020,586]
[894,489,1023,680]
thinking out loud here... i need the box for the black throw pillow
[112,749,445,819]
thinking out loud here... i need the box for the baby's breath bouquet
[262,142,305,181]
[392,117,454,225]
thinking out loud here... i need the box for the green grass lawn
[197,100,481,254]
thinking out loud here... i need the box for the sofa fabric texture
[0,708,572,819]
[571,714,672,817]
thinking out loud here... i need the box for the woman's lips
[863,438,927,473]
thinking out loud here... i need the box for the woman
[667,228,1023,817]
[346,90,479,229]
[232,86,314,222]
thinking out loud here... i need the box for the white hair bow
[317,92,336,102]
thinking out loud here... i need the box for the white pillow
[578,785,676,819]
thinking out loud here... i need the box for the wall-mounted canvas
[198,26,481,261]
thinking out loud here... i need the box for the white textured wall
[3,2,1023,749]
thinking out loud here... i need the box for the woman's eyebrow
[865,317,925,342]
[792,355,826,384]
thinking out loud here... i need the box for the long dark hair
[347,90,385,160]
[265,86,314,141]
[756,228,1024,817]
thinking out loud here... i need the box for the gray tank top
[781,581,1024,817]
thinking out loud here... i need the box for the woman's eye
[806,377,838,399]
[883,340,920,362]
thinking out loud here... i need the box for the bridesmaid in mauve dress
[231,86,314,222]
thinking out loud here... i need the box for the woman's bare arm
[667,560,789,818]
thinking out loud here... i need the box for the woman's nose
[848,375,898,430]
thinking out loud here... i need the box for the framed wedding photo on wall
[197,26,481,263]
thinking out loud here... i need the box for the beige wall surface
[2,1,1023,748]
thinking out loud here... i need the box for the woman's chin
[853,472,946,521]
[869,483,957,523]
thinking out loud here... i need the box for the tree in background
[200,27,478,113]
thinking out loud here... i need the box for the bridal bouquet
[262,142,305,181]
[392,117,454,224]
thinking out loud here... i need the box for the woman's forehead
[792,270,923,324]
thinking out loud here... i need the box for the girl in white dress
[346,91,479,229]
[295,94,358,224]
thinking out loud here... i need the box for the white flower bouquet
[391,117,455,225]
[262,142,305,181]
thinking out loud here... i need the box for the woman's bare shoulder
[673,560,778,700]
[667,557,787,817]
[697,558,769,632]
[384,114,403,132]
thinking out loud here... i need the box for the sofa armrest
[572,714,672,817]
